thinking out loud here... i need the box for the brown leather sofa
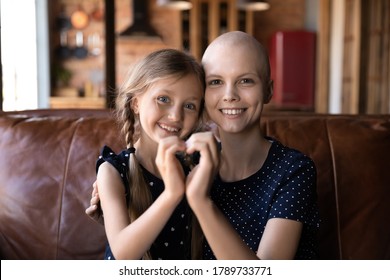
[1,109,389,259]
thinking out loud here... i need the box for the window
[1,0,50,111]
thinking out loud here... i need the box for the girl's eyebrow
[157,89,201,101]
[152,88,173,96]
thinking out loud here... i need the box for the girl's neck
[218,128,271,182]
[134,139,161,178]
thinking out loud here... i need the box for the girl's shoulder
[96,146,131,170]
[96,145,133,199]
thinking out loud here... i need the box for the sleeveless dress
[203,138,320,260]
[96,146,192,260]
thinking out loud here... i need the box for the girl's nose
[168,105,183,121]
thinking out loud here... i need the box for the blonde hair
[115,49,205,259]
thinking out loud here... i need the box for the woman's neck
[218,128,271,182]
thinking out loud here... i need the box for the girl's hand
[185,132,220,206]
[155,136,187,200]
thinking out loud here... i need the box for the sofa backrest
[261,113,390,259]
[0,109,122,259]
[0,109,389,259]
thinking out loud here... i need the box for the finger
[90,195,100,205]
[92,181,98,196]
[85,204,97,215]
[186,132,219,165]
[156,136,186,166]
[209,136,219,166]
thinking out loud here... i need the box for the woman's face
[134,74,203,144]
[203,44,266,134]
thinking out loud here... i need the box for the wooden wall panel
[316,0,330,113]
[365,0,390,113]
[253,0,306,48]
[341,0,360,114]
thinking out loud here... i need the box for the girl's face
[203,44,267,134]
[134,73,203,144]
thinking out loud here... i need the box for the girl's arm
[98,160,184,260]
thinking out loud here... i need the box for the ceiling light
[237,0,270,11]
[157,0,193,10]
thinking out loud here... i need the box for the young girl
[185,31,320,260]
[95,48,205,260]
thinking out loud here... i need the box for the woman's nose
[223,85,240,102]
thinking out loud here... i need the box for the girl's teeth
[160,124,179,132]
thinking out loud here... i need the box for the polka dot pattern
[203,138,320,260]
[97,146,192,260]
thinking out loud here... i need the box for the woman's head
[116,49,205,148]
[202,31,273,102]
[201,31,273,134]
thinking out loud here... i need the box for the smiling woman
[0,0,50,111]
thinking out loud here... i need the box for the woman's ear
[263,80,274,104]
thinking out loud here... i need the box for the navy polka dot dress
[96,146,192,260]
[203,138,320,260]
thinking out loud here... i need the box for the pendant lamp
[237,0,270,11]
[157,0,193,10]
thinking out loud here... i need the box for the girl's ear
[131,97,140,114]
[263,80,274,104]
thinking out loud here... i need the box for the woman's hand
[85,181,104,225]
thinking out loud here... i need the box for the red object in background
[269,30,316,109]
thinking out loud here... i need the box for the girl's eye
[157,96,170,103]
[184,103,196,110]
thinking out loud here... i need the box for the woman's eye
[240,78,254,84]
[208,79,222,86]
[157,96,170,103]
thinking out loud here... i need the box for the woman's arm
[188,183,303,260]
[257,218,302,259]
[185,132,255,259]
[185,132,303,260]
[85,181,104,225]
[189,196,259,259]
